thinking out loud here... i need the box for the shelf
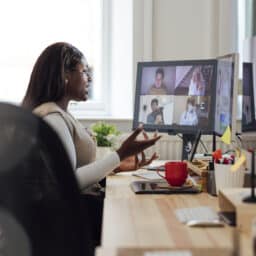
[218,188,256,234]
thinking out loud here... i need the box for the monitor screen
[242,62,256,132]
[133,60,217,134]
[214,54,238,137]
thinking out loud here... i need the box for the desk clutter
[131,161,202,194]
[132,146,252,196]
[185,148,251,195]
[130,180,200,194]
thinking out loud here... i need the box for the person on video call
[179,97,198,126]
[188,68,205,96]
[148,68,168,95]
[146,98,164,125]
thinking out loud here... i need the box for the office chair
[0,103,93,256]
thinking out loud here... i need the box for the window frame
[69,0,134,120]
[68,0,112,118]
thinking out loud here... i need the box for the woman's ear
[64,72,71,84]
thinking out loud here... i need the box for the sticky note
[231,154,246,172]
[221,126,231,145]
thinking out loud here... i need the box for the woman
[179,97,198,126]
[22,42,160,191]
[188,68,205,96]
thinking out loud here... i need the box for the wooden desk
[99,171,253,256]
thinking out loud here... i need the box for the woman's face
[155,73,163,88]
[66,60,91,101]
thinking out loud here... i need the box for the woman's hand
[116,127,161,161]
[116,152,158,173]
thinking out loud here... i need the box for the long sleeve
[43,114,120,190]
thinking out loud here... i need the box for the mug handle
[156,168,165,179]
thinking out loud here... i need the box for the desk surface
[100,170,252,256]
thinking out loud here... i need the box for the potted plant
[91,122,121,159]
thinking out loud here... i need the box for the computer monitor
[133,60,217,135]
[242,62,256,132]
[214,53,239,140]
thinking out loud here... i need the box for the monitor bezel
[214,53,239,138]
[132,59,218,134]
[242,62,256,132]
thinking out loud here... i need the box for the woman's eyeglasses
[71,69,90,76]
[70,68,92,81]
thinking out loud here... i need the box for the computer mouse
[186,220,224,227]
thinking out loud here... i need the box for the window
[71,0,133,119]
[0,0,109,116]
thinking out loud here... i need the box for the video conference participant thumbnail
[140,66,175,96]
[146,98,164,124]
[148,68,168,95]
[174,65,213,96]
[138,95,174,125]
[179,97,198,125]
[170,96,210,127]
[188,68,206,96]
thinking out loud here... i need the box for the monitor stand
[167,131,201,161]
[181,134,197,160]
[212,133,216,152]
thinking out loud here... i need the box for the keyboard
[175,206,220,224]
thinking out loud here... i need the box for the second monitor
[214,53,238,140]
[242,62,256,132]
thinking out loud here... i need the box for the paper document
[147,160,169,168]
[132,170,164,180]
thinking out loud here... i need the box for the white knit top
[33,102,120,190]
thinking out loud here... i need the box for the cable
[199,139,209,153]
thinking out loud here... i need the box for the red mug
[157,161,188,186]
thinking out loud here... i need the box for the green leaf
[91,122,120,147]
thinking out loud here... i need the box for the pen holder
[214,163,245,195]
[207,170,217,196]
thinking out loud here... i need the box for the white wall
[153,0,218,60]
[218,0,238,56]
[133,0,238,63]
[152,0,237,60]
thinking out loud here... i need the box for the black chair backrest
[0,103,91,256]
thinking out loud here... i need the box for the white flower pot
[214,163,245,195]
